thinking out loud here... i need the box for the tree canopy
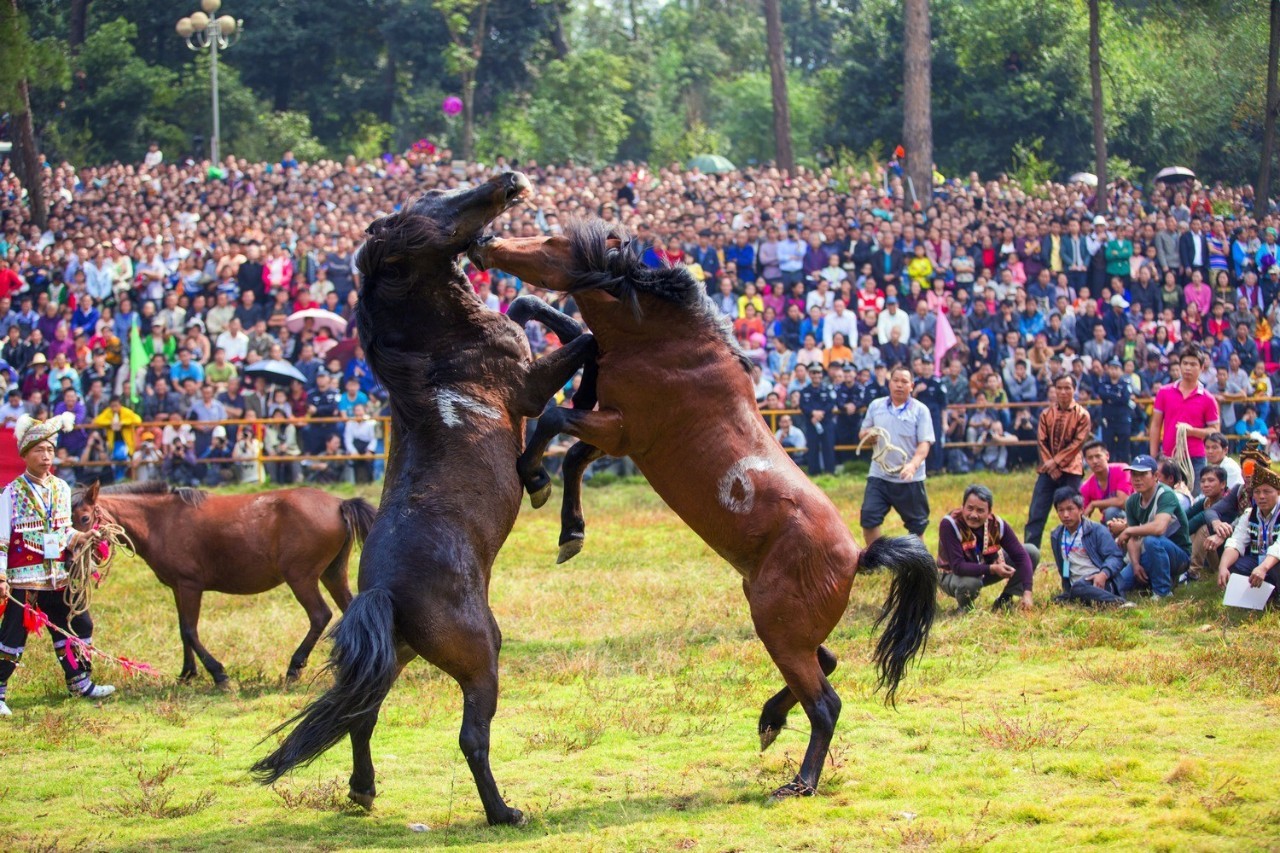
[3,0,1273,185]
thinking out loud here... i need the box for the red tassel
[95,541,110,562]
[894,144,906,159]
[22,602,49,637]
[64,639,79,671]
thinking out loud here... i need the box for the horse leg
[172,589,198,682]
[175,585,228,685]
[320,546,355,614]
[348,702,385,809]
[758,645,838,751]
[507,294,585,343]
[557,441,604,563]
[514,335,598,507]
[748,569,846,799]
[284,579,333,682]
[404,597,524,826]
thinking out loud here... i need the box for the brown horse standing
[471,221,938,801]
[72,481,373,684]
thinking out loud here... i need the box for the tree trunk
[1089,0,1108,216]
[7,0,45,228]
[547,0,570,60]
[902,0,932,210]
[69,0,89,54]
[763,0,794,173]
[1259,0,1280,211]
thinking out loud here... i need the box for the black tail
[339,498,377,548]
[251,587,398,783]
[859,536,938,706]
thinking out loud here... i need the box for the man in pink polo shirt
[1149,345,1221,495]
[1079,439,1132,521]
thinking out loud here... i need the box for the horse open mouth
[503,172,533,209]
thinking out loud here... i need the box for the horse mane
[73,480,208,509]
[357,209,449,302]
[565,219,752,373]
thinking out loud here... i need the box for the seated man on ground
[1204,432,1244,488]
[1048,487,1131,607]
[1157,460,1194,512]
[1079,439,1132,521]
[1106,454,1191,600]
[1187,464,1240,582]
[936,484,1036,612]
[1217,455,1280,604]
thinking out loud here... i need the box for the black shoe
[991,593,1015,612]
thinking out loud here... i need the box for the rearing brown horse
[471,220,938,801]
[72,481,373,684]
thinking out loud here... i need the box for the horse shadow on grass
[131,788,751,851]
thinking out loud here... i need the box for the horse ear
[86,481,100,504]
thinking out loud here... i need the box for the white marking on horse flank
[717,455,774,514]
[436,388,503,427]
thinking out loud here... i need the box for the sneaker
[1119,601,1137,609]
[0,700,10,717]
[81,683,115,700]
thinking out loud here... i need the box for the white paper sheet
[1223,573,1276,610]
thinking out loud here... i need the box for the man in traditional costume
[1215,441,1280,604]
[0,413,114,716]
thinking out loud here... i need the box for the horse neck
[102,494,172,562]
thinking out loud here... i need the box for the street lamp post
[176,0,243,165]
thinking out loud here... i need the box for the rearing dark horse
[471,220,937,801]
[253,173,593,825]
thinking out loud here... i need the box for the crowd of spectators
[3,145,1280,490]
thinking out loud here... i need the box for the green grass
[2,472,1279,851]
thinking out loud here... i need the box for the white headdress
[14,412,76,455]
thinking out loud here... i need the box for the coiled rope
[1173,421,1194,491]
[857,426,911,477]
[64,522,134,618]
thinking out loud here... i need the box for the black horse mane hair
[565,219,752,373]
[73,480,208,508]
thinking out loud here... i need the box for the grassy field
[1,471,1279,852]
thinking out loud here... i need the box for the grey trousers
[939,571,1024,610]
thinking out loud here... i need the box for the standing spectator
[1048,488,1131,607]
[1095,358,1133,461]
[1106,454,1191,600]
[858,365,935,544]
[1179,217,1210,283]
[1149,345,1221,492]
[1024,374,1092,555]
[936,484,1035,612]
[798,367,839,475]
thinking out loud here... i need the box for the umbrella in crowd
[244,359,306,386]
[1155,166,1196,182]
[1068,172,1098,186]
[286,308,347,336]
[327,337,361,366]
[687,154,737,175]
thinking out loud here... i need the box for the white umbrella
[1068,172,1098,187]
[1155,166,1196,182]
[286,309,347,336]
[244,359,307,386]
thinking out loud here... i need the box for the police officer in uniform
[834,364,862,464]
[912,355,948,473]
[1095,357,1133,462]
[799,366,839,475]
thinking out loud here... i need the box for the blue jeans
[1118,535,1188,597]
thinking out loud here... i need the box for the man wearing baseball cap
[1105,454,1191,599]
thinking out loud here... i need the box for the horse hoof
[285,669,302,683]
[348,789,375,810]
[213,677,232,691]
[491,807,526,827]
[759,726,780,752]
[766,779,816,804]
[177,672,197,683]
[529,481,553,510]
[557,537,584,564]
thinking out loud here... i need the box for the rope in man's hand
[1173,421,1194,490]
[63,522,133,619]
[857,426,912,477]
